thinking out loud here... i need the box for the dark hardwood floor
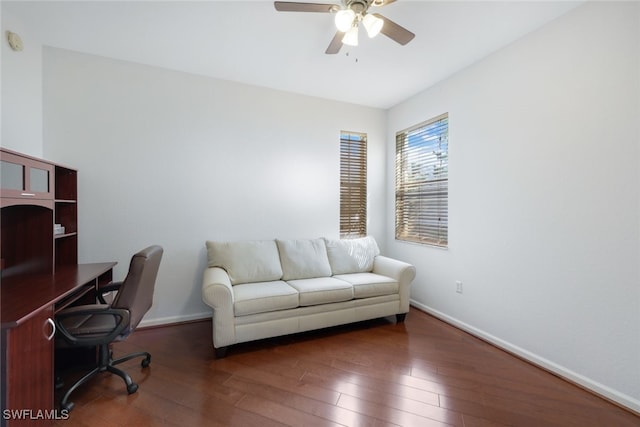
[55,308,639,426]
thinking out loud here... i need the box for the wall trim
[410,300,640,415]
[139,311,210,329]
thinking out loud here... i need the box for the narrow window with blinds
[340,131,367,238]
[395,113,449,247]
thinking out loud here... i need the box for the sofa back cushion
[276,238,332,280]
[206,240,283,285]
[324,236,380,274]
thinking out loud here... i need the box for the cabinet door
[5,307,54,425]
[0,151,54,200]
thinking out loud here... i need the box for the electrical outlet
[456,281,463,294]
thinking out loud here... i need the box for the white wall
[41,47,387,326]
[387,1,639,411]
[1,9,43,156]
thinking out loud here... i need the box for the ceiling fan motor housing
[345,0,369,15]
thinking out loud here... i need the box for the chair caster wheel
[61,402,74,413]
[141,356,151,368]
[127,383,139,394]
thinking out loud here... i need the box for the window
[395,113,449,247]
[340,131,367,238]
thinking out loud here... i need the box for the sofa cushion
[276,238,332,280]
[286,277,354,306]
[207,240,283,285]
[333,273,398,299]
[233,281,299,316]
[324,236,380,275]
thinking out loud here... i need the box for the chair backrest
[112,245,163,333]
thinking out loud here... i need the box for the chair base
[60,344,150,412]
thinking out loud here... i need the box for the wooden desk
[1,262,116,426]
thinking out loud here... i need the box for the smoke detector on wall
[6,31,24,52]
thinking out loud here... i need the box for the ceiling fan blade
[274,2,338,13]
[373,13,415,45]
[325,31,344,54]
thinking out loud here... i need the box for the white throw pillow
[324,236,380,274]
[276,238,332,280]
[206,240,283,285]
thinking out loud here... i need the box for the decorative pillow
[276,238,332,280]
[324,236,380,274]
[206,240,283,285]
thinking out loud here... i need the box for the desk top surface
[1,262,116,328]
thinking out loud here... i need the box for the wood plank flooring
[54,308,639,426]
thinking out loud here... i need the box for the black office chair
[55,245,163,412]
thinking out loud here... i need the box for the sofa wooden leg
[215,346,228,359]
[396,313,407,323]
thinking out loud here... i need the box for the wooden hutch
[1,148,114,425]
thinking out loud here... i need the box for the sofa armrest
[372,256,416,313]
[202,267,233,307]
[202,267,236,348]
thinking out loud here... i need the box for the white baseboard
[138,311,211,328]
[410,300,640,415]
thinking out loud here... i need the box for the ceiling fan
[274,0,415,54]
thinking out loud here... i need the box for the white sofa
[202,236,415,357]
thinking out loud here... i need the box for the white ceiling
[3,0,582,109]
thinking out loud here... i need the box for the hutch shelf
[1,148,78,275]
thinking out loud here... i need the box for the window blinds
[395,114,448,247]
[340,131,367,238]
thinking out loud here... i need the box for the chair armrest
[55,304,130,347]
[372,256,416,313]
[97,281,123,304]
[202,267,236,348]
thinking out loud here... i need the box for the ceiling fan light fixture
[362,13,383,38]
[342,25,359,46]
[335,9,356,32]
